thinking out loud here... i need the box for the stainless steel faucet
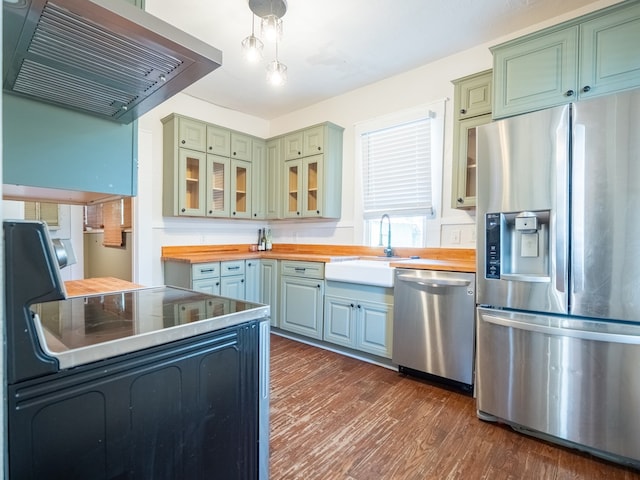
[379,214,393,257]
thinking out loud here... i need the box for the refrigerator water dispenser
[485,211,550,281]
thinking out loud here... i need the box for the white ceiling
[145,0,606,120]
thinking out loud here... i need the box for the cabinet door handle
[460,108,467,114]
[565,89,575,97]
[457,197,464,204]
[200,268,215,273]
[294,267,306,273]
[228,266,240,270]
[582,85,591,93]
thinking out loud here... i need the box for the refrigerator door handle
[482,314,640,345]
[500,273,550,283]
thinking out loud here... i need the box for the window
[358,101,444,248]
[24,201,59,228]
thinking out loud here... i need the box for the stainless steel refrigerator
[475,88,640,469]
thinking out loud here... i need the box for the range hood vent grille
[3,0,222,123]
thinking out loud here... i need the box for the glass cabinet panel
[285,160,301,217]
[465,127,477,199]
[231,159,251,218]
[303,156,323,216]
[206,154,229,216]
[178,149,206,216]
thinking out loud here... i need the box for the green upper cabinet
[281,122,343,219]
[455,69,493,120]
[451,69,492,209]
[492,1,640,118]
[579,3,640,99]
[492,27,578,118]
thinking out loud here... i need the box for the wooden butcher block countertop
[65,277,144,297]
[162,244,476,273]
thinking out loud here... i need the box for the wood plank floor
[269,334,638,480]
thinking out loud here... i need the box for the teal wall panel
[3,94,137,196]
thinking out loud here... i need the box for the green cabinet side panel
[3,95,137,196]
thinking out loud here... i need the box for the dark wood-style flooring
[269,334,638,479]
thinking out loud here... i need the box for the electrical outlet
[451,229,461,244]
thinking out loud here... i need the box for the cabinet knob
[298,151,301,155]
[317,284,321,289]
[582,85,591,93]
[297,212,300,215]
[232,211,236,215]
[181,140,185,144]
[208,146,212,150]
[316,210,320,214]
[460,108,467,114]
[181,208,186,212]
[233,152,237,156]
[241,279,244,283]
[254,213,257,217]
[350,303,354,308]
[208,210,212,214]
[317,146,321,151]
[457,197,464,204]
[565,89,575,97]
[357,304,362,309]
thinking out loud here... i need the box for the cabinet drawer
[280,260,324,279]
[192,262,220,280]
[221,260,245,276]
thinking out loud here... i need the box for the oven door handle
[396,274,470,288]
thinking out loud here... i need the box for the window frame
[354,100,445,248]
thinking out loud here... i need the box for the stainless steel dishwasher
[392,268,476,391]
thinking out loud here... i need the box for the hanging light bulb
[266,38,287,86]
[261,14,283,43]
[266,60,287,86]
[241,14,264,63]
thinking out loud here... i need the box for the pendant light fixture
[248,0,287,42]
[244,0,289,86]
[241,14,264,63]
[266,38,287,86]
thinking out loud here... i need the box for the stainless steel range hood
[3,0,222,124]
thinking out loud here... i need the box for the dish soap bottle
[266,229,272,251]
[260,228,267,251]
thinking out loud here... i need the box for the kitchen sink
[325,258,398,287]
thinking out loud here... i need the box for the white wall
[135,0,617,286]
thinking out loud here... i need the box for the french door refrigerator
[475,88,640,469]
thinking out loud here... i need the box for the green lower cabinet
[323,282,393,359]
[280,276,324,339]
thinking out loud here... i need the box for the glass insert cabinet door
[303,155,323,217]
[178,149,206,216]
[454,114,490,208]
[206,154,230,216]
[231,159,252,218]
[284,159,302,217]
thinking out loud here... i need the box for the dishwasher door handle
[396,274,471,288]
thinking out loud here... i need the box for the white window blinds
[361,116,432,219]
